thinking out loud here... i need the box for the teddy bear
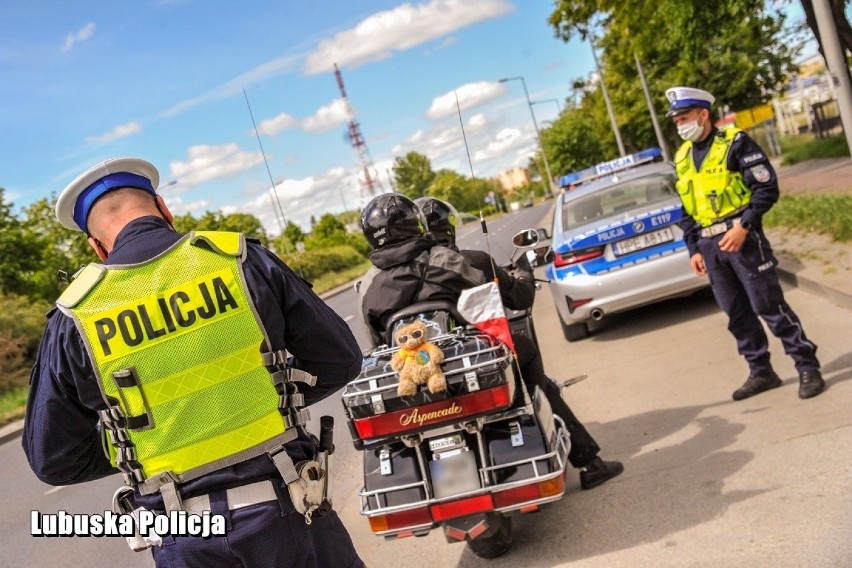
[390,320,447,397]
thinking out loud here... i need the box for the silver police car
[544,149,709,341]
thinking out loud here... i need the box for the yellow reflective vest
[674,128,752,227]
[57,231,290,489]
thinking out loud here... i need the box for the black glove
[514,252,533,274]
[515,270,534,283]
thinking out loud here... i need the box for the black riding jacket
[360,237,485,346]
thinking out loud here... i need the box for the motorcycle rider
[359,193,623,489]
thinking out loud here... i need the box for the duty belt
[182,480,278,514]
[699,216,742,239]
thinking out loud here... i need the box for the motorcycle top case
[343,331,514,443]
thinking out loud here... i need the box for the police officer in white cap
[24,158,366,567]
[666,86,825,401]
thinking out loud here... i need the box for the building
[496,167,530,192]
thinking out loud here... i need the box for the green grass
[780,134,850,165]
[311,259,372,294]
[0,384,28,427]
[764,194,852,242]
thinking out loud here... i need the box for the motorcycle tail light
[554,246,604,267]
[430,494,494,522]
[353,384,512,440]
[368,507,432,533]
[492,475,566,509]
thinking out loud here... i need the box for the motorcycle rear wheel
[466,515,512,559]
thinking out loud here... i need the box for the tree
[392,152,436,199]
[311,214,347,240]
[172,211,267,244]
[539,92,619,179]
[19,197,94,301]
[282,220,304,246]
[548,0,801,153]
[0,189,47,298]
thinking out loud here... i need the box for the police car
[544,148,709,341]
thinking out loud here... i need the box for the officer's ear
[155,195,176,230]
[88,237,109,261]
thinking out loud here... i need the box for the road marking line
[44,486,64,495]
[344,315,354,322]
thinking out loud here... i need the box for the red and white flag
[457,282,515,353]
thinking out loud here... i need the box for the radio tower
[334,63,383,197]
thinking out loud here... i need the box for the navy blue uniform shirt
[677,127,780,257]
[23,216,361,506]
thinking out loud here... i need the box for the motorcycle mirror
[512,229,539,248]
[525,245,555,268]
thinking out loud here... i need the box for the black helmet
[415,197,459,247]
[361,193,426,249]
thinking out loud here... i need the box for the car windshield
[561,171,677,229]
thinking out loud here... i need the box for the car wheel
[560,319,590,342]
[467,515,512,559]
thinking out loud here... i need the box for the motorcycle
[342,229,569,559]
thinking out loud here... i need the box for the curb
[776,263,852,311]
[0,418,24,446]
[319,280,358,300]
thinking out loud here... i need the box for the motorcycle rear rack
[343,343,512,400]
[358,415,570,520]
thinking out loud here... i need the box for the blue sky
[1,0,815,233]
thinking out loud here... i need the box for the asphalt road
[4,202,850,567]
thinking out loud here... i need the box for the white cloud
[85,121,142,144]
[163,196,211,216]
[161,53,302,117]
[168,143,264,187]
[235,166,360,233]
[473,127,539,169]
[302,98,349,133]
[61,22,96,53]
[427,81,506,120]
[304,0,512,74]
[255,112,299,136]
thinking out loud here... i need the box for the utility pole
[499,76,558,196]
[590,36,625,156]
[634,52,670,161]
[811,0,852,153]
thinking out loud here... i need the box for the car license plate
[614,227,674,255]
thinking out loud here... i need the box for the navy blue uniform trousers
[151,497,365,568]
[514,334,600,468]
[696,228,819,375]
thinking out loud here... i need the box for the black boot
[798,370,825,399]
[580,457,623,490]
[732,371,782,401]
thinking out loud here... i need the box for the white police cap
[665,86,715,117]
[56,157,160,233]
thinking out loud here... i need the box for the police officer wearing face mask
[23,158,365,567]
[666,86,825,401]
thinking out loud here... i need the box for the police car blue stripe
[553,204,684,254]
[580,240,686,275]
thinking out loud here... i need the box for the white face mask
[677,118,704,142]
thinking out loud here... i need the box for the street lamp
[499,76,558,197]
[531,98,562,113]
